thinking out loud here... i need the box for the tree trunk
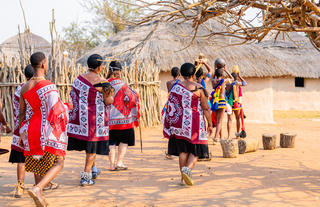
[280,133,296,148]
[262,134,277,150]
[238,138,259,154]
[220,139,238,158]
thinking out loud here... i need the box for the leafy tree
[62,0,141,57]
[62,22,100,58]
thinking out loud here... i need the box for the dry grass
[274,110,320,119]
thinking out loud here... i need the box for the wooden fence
[0,55,161,129]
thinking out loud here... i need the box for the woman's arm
[0,108,11,133]
[166,81,170,92]
[224,67,233,79]
[18,95,26,130]
[202,62,213,74]
[238,73,247,86]
[199,89,213,136]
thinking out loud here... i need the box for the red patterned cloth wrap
[163,83,208,145]
[19,80,70,157]
[68,76,110,142]
[108,78,140,130]
[11,84,24,152]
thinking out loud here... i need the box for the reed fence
[0,55,161,130]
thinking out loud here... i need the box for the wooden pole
[135,60,143,153]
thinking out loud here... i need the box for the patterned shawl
[67,76,109,142]
[11,84,24,152]
[163,83,208,145]
[108,78,139,130]
[20,80,70,157]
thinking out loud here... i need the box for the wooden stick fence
[0,55,161,129]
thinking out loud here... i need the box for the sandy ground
[0,117,320,207]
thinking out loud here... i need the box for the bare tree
[131,0,320,51]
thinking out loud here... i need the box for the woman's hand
[67,100,74,110]
[5,125,12,134]
[207,125,213,137]
[18,137,24,148]
[102,87,114,106]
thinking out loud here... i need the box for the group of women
[0,52,247,206]
[163,57,247,186]
[3,53,139,207]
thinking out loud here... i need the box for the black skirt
[109,128,135,146]
[168,137,209,158]
[67,137,109,155]
[9,149,25,163]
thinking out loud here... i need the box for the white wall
[241,77,274,123]
[272,78,320,111]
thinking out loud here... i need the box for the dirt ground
[0,115,320,207]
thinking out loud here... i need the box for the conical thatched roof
[78,21,319,78]
[0,32,51,59]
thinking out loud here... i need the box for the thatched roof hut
[78,22,320,78]
[79,21,320,124]
[0,32,51,59]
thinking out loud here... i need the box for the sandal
[92,167,101,179]
[212,138,220,145]
[28,186,47,207]
[198,157,212,162]
[116,165,128,171]
[14,181,24,198]
[43,182,59,191]
[181,167,194,186]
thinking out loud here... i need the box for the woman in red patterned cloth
[107,61,140,171]
[19,52,71,207]
[67,54,114,186]
[163,62,213,186]
[9,64,34,198]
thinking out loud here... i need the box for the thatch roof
[257,32,320,78]
[78,21,319,78]
[0,32,51,59]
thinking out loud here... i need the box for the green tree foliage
[62,0,141,57]
[62,22,100,58]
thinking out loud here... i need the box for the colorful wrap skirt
[218,99,227,109]
[25,151,59,176]
[232,102,242,111]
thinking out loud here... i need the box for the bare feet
[212,138,220,145]
[165,153,173,160]
[28,186,47,207]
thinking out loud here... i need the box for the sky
[0,0,262,44]
[0,0,93,43]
